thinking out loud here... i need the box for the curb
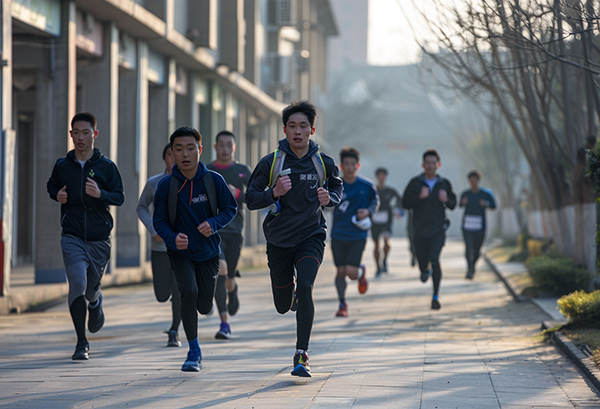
[482,252,527,302]
[542,321,600,391]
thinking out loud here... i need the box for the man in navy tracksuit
[246,101,343,377]
[403,149,456,310]
[459,170,496,279]
[153,126,237,372]
[47,112,124,361]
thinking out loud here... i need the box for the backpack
[268,149,327,188]
[168,171,218,229]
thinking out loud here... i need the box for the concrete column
[1,0,14,295]
[136,42,149,268]
[108,23,120,274]
[34,0,77,283]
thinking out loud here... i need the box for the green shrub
[526,255,590,296]
[558,290,600,326]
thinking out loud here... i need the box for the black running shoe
[165,330,181,347]
[72,340,89,360]
[291,352,311,377]
[228,284,240,316]
[290,290,298,312]
[431,296,441,310]
[88,293,104,333]
[465,271,474,280]
[420,269,431,283]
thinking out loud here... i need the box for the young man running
[207,130,251,340]
[47,112,124,360]
[460,170,496,279]
[137,143,182,347]
[246,100,343,377]
[402,149,456,310]
[153,126,237,371]
[371,167,403,277]
[331,148,379,317]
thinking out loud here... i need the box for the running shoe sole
[431,298,441,310]
[215,330,230,340]
[291,364,311,377]
[182,361,204,372]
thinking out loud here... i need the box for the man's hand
[197,221,213,237]
[479,199,487,208]
[57,186,68,204]
[154,235,164,242]
[273,175,292,198]
[317,187,330,206]
[438,189,448,203]
[419,186,430,200]
[85,177,101,198]
[356,208,370,221]
[175,233,188,250]
[228,184,238,197]
[461,197,468,206]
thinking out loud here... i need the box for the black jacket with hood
[47,149,124,241]
[246,139,343,247]
[402,173,456,238]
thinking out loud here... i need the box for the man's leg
[372,227,381,274]
[223,233,243,316]
[152,251,181,346]
[463,231,476,278]
[413,235,432,283]
[214,251,229,337]
[472,231,486,274]
[266,243,295,314]
[429,232,446,309]
[382,229,392,273]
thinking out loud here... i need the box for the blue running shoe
[181,348,203,372]
[291,351,311,377]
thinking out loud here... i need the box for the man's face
[70,121,98,153]
[422,155,439,176]
[283,112,315,152]
[172,136,201,174]
[469,175,480,190]
[214,135,236,163]
[376,172,387,186]
[341,157,359,179]
[164,147,175,171]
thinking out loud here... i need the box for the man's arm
[459,191,468,208]
[445,180,457,210]
[99,163,125,206]
[324,157,343,207]
[367,182,379,214]
[47,161,63,201]
[246,156,278,210]
[402,179,421,209]
[137,179,158,237]
[153,178,178,249]
[205,172,238,233]
[482,188,497,209]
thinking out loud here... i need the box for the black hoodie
[47,149,124,241]
[402,173,456,238]
[246,139,343,247]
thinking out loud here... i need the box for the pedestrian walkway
[0,239,598,408]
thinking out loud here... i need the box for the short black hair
[162,143,172,160]
[340,147,360,163]
[215,130,235,143]
[170,126,202,147]
[375,167,388,176]
[282,100,317,127]
[467,170,481,180]
[423,149,440,162]
[71,112,97,130]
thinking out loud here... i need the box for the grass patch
[487,246,518,263]
[562,327,600,367]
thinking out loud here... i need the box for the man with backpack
[246,101,343,377]
[153,126,237,372]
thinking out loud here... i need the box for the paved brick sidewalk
[0,239,599,408]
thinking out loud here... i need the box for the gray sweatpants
[61,234,111,306]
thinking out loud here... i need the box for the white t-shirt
[425,177,438,192]
[78,160,86,168]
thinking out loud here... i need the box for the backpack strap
[202,171,219,217]
[268,149,286,188]
[311,150,327,187]
[168,175,179,229]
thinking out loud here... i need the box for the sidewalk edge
[542,321,600,392]
[482,252,527,303]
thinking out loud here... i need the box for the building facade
[0,0,337,296]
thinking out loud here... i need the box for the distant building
[0,0,338,297]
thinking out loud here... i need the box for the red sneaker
[335,302,348,317]
[358,264,368,294]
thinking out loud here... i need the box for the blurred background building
[0,0,338,296]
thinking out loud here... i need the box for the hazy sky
[367,0,430,66]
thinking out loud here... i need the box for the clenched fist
[57,186,68,204]
[317,187,330,206]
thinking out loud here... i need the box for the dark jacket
[402,173,456,238]
[153,162,237,262]
[47,149,124,241]
[246,139,343,247]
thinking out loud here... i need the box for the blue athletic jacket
[332,176,379,241]
[153,162,237,262]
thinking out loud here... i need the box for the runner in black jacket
[403,149,456,310]
[246,101,343,378]
[47,112,124,361]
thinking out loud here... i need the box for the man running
[331,148,379,317]
[47,112,124,360]
[153,126,237,372]
[137,143,182,347]
[371,167,403,277]
[402,149,456,310]
[246,100,343,378]
[459,170,496,279]
[207,130,251,340]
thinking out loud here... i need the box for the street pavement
[1,238,599,408]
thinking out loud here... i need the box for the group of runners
[47,101,496,377]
